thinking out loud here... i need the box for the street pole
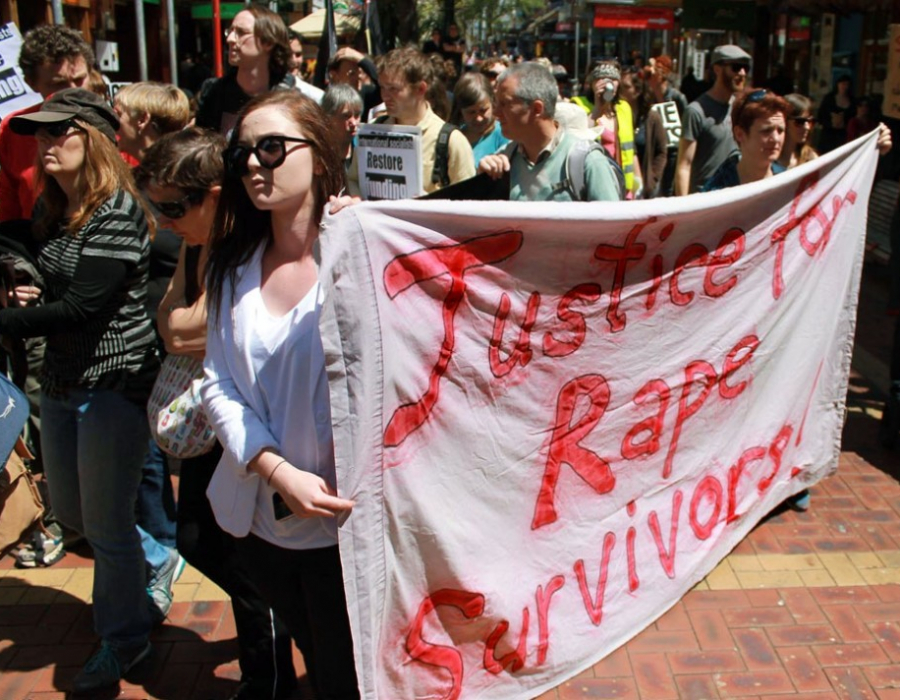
[213,0,224,77]
[135,0,149,80]
[51,0,64,24]
[574,16,580,93]
[166,0,178,86]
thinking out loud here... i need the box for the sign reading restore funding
[317,131,880,699]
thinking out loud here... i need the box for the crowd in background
[0,8,897,700]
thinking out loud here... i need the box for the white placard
[651,100,682,148]
[356,123,423,201]
[96,40,119,73]
[0,22,41,119]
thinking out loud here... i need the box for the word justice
[402,419,801,700]
[381,170,856,455]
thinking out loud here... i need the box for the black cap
[9,88,119,143]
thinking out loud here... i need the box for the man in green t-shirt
[478,63,621,202]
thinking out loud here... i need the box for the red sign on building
[593,5,675,30]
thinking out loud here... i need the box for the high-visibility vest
[569,95,636,194]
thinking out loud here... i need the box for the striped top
[37,190,159,403]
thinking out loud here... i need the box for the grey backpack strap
[564,138,625,201]
[433,122,458,188]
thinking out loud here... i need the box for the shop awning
[290,9,360,41]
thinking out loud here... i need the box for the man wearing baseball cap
[675,44,752,195]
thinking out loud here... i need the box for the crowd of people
[0,8,896,700]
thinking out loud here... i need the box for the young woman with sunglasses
[202,90,360,698]
[136,127,297,700]
[777,94,818,171]
[3,88,159,692]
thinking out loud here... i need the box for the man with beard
[674,44,751,195]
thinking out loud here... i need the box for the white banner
[319,132,880,699]
[0,23,41,119]
[356,123,423,201]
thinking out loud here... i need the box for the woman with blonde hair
[4,88,159,693]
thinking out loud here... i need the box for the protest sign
[319,131,880,699]
[0,23,41,119]
[652,100,682,148]
[356,123,423,200]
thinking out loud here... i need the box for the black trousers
[235,534,360,700]
[177,444,296,696]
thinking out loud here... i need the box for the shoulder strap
[432,122,458,188]
[374,114,390,124]
[565,138,625,201]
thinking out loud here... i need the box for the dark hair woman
[816,73,854,154]
[201,90,360,698]
[4,88,159,693]
[777,93,818,170]
[451,72,509,167]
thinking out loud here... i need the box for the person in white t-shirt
[201,89,359,699]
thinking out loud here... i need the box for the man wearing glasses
[195,6,322,137]
[674,44,752,195]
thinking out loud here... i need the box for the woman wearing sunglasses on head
[135,127,298,700]
[702,89,790,192]
[2,88,160,692]
[201,90,359,699]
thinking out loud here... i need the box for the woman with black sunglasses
[777,93,819,171]
[135,127,298,700]
[202,90,360,698]
[2,88,159,693]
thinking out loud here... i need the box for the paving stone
[712,669,795,696]
[777,645,832,692]
[825,666,878,699]
[589,645,630,677]
[673,673,721,699]
[666,649,745,674]
[861,662,900,688]
[723,606,795,627]
[821,605,874,643]
[732,628,781,669]
[811,643,889,667]
[629,652,678,699]
[686,608,734,650]
[767,623,839,646]
[556,676,638,698]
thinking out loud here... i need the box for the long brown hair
[206,90,344,323]
[34,120,154,239]
[243,5,291,81]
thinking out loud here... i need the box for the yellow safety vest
[570,95,636,194]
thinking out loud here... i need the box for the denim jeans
[40,388,152,646]
[137,439,177,549]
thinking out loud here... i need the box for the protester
[679,66,704,104]
[442,23,466,81]
[114,81,194,622]
[322,83,363,168]
[777,93,819,170]
[327,46,381,120]
[288,31,304,78]
[196,5,319,136]
[347,47,474,196]
[582,60,641,198]
[478,63,622,202]
[202,90,359,699]
[0,24,94,222]
[847,96,879,142]
[136,127,298,700]
[480,56,510,89]
[641,56,686,197]
[817,73,855,154]
[4,88,159,692]
[702,89,789,191]
[422,28,443,55]
[451,72,509,168]
[675,44,751,195]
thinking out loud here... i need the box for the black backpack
[374,116,458,189]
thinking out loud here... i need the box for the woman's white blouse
[201,244,338,549]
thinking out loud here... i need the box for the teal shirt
[509,130,621,202]
[467,121,510,167]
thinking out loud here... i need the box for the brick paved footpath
[1,261,900,699]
